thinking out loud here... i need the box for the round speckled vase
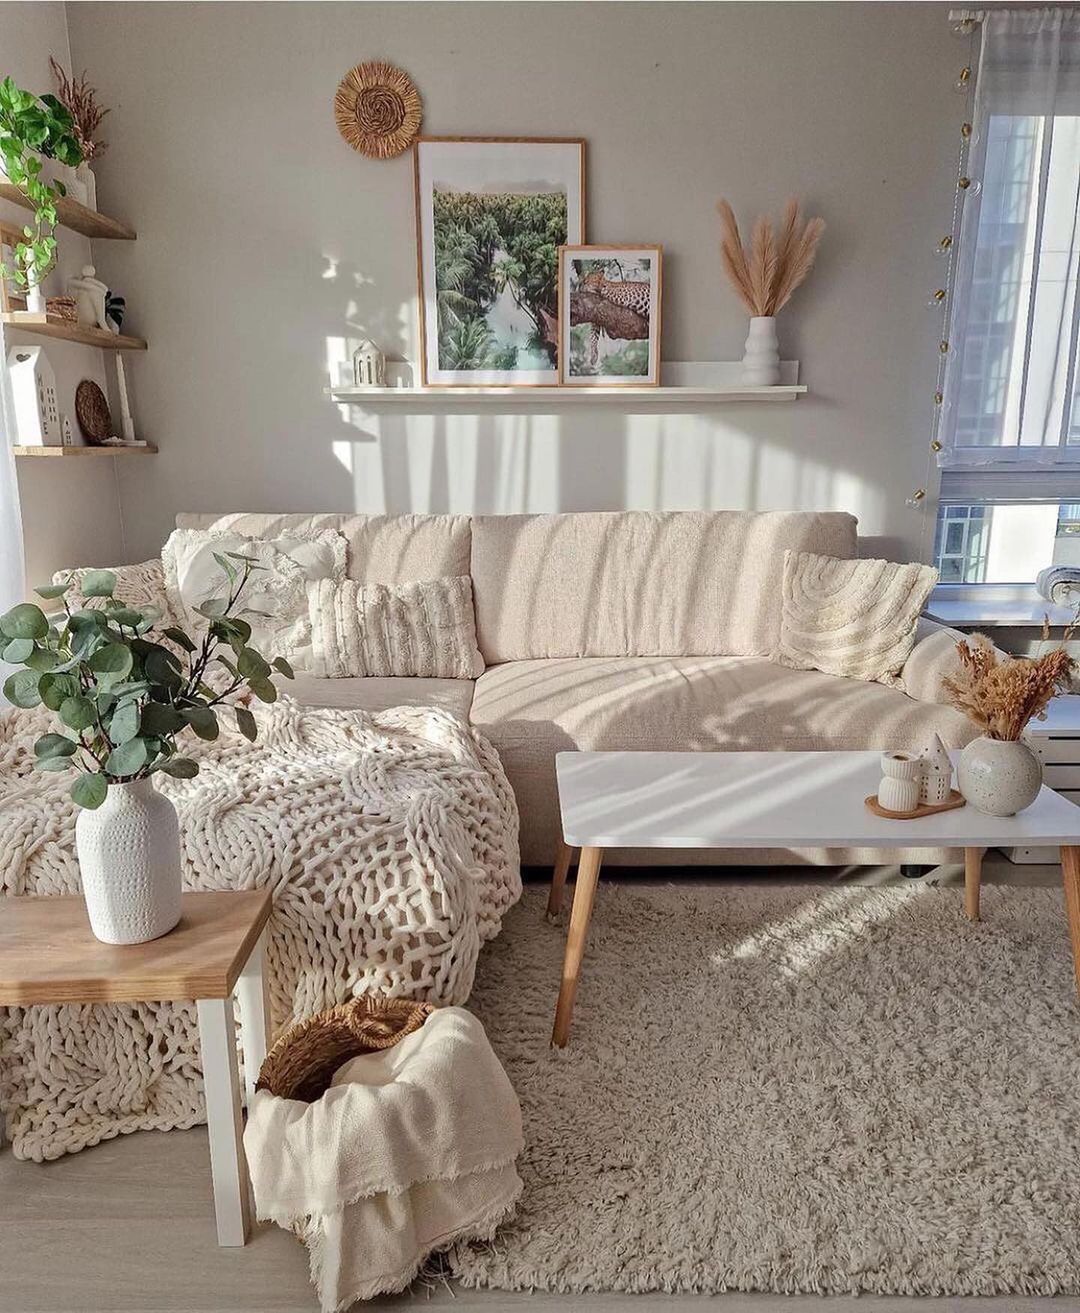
[75,779,183,945]
[957,735,1042,818]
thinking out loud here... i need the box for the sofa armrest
[900,617,1005,705]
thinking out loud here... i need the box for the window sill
[925,583,1076,629]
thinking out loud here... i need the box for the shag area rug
[452,882,1080,1296]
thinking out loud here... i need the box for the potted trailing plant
[943,632,1075,816]
[0,75,82,306]
[0,553,293,944]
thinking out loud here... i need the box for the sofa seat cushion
[287,674,475,718]
[472,656,976,754]
[471,657,976,863]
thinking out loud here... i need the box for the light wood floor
[2,858,1072,1313]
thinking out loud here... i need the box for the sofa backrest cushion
[175,513,471,585]
[470,510,859,661]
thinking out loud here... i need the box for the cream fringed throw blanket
[246,1008,523,1310]
[0,698,520,1162]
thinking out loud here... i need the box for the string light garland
[906,14,980,542]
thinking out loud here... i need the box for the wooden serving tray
[864,789,966,821]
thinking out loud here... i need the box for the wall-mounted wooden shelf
[328,361,804,407]
[0,184,136,240]
[13,443,157,457]
[1,315,147,351]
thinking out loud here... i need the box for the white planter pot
[75,160,97,211]
[741,316,781,386]
[64,163,88,206]
[75,778,183,944]
[24,282,44,314]
[957,736,1042,817]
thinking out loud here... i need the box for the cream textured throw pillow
[773,551,939,685]
[308,576,485,679]
[163,528,347,669]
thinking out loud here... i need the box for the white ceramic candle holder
[878,751,924,813]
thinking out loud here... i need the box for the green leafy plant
[0,553,293,809]
[0,76,83,290]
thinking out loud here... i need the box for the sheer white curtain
[941,7,1080,466]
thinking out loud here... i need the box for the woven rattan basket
[256,998,434,1102]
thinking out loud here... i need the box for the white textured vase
[878,751,923,813]
[75,160,97,211]
[957,736,1042,818]
[741,316,781,386]
[24,282,44,314]
[75,779,183,944]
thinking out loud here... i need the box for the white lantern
[7,345,60,445]
[352,340,386,387]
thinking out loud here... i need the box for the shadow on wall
[268,264,889,537]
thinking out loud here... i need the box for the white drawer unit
[1006,696,1080,863]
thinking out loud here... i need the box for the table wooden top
[0,890,272,1006]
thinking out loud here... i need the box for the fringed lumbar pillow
[308,576,485,678]
[773,550,938,685]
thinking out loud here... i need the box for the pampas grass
[718,198,825,317]
[942,633,1075,741]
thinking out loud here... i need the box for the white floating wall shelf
[329,361,805,406]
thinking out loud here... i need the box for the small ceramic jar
[878,751,923,814]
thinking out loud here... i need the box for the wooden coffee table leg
[964,847,984,921]
[1061,847,1080,994]
[547,841,577,919]
[551,846,604,1048]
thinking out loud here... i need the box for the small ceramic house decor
[7,345,60,445]
[352,340,386,387]
[920,734,953,805]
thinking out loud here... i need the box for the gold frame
[413,136,586,388]
[557,244,663,388]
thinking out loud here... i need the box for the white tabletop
[555,751,1080,849]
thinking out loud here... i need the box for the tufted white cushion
[162,528,347,669]
[308,576,484,679]
[772,551,938,686]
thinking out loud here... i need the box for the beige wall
[2,1,125,589]
[64,1,957,566]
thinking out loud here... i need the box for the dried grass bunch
[49,57,108,161]
[942,632,1075,741]
[717,198,825,317]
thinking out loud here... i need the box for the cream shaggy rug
[452,882,1080,1297]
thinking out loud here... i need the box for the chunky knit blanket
[0,697,520,1162]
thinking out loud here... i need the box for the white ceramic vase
[957,736,1042,817]
[75,160,97,211]
[75,778,183,944]
[741,316,781,386]
[24,281,44,314]
[64,163,89,206]
[878,751,923,813]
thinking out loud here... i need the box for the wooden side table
[0,889,272,1246]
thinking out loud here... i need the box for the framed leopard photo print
[557,244,662,387]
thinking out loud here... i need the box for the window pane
[933,500,1080,582]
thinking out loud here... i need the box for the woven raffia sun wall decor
[334,61,423,159]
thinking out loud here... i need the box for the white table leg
[235,927,271,1107]
[196,996,252,1247]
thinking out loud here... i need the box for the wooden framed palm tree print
[413,137,586,386]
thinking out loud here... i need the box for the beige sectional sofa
[176,509,975,866]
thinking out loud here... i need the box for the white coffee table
[549,750,1080,1046]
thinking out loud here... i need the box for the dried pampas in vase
[717,198,824,386]
[944,628,1076,816]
